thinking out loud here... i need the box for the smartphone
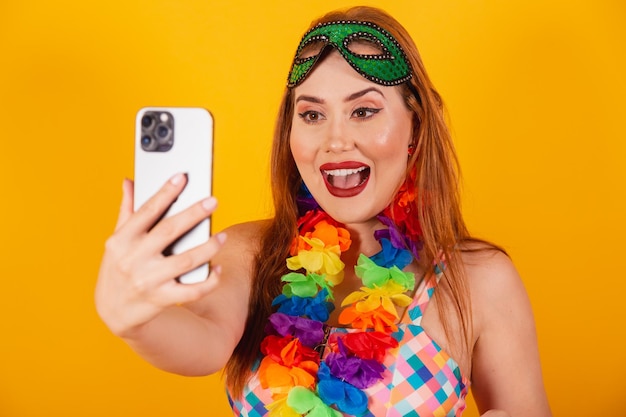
[134,107,213,284]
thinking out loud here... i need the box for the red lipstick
[319,161,370,198]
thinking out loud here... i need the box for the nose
[324,118,354,153]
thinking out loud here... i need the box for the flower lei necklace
[258,172,422,417]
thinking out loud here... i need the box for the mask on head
[287,20,413,88]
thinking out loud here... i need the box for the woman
[96,6,551,417]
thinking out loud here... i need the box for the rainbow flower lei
[258,180,420,416]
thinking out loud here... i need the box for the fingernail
[215,232,227,244]
[170,173,185,185]
[202,197,217,211]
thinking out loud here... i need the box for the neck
[344,218,384,255]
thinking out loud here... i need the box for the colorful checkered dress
[228,271,469,416]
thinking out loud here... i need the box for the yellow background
[1,0,624,416]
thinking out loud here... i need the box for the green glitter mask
[287,20,413,88]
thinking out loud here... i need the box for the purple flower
[296,183,320,215]
[265,313,324,348]
[376,214,422,260]
[325,340,385,389]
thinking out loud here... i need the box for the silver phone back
[134,107,213,284]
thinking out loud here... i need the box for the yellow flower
[287,236,345,285]
[341,281,412,318]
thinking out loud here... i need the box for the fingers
[140,196,218,256]
[157,264,224,307]
[115,178,135,231]
[139,235,226,306]
[149,231,226,284]
[121,173,188,237]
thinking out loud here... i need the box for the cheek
[368,120,412,161]
[367,118,412,187]
[289,131,314,172]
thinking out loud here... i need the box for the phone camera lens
[141,115,154,128]
[140,111,173,152]
[156,124,170,139]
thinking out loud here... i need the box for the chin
[316,198,384,226]
[304,178,394,225]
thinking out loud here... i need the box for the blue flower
[272,288,334,322]
[370,238,413,269]
[317,362,368,416]
[375,214,422,260]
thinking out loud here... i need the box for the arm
[468,251,552,417]
[95,175,254,375]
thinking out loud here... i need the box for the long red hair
[225,6,488,396]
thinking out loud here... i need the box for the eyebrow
[295,94,324,104]
[345,87,384,102]
[295,87,385,105]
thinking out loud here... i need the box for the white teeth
[323,167,366,177]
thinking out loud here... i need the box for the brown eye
[298,111,324,123]
[352,107,381,119]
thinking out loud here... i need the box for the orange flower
[258,355,318,397]
[290,219,351,256]
[259,336,319,397]
[338,305,399,333]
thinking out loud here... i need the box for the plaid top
[228,271,469,416]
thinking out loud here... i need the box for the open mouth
[320,162,370,197]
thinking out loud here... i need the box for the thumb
[114,178,135,231]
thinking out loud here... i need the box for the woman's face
[290,51,414,226]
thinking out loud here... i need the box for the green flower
[354,254,415,290]
[281,272,335,300]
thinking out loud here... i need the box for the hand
[95,173,225,338]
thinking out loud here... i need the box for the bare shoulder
[212,219,269,268]
[460,242,551,415]
[220,219,269,245]
[459,243,529,329]
[459,241,519,284]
